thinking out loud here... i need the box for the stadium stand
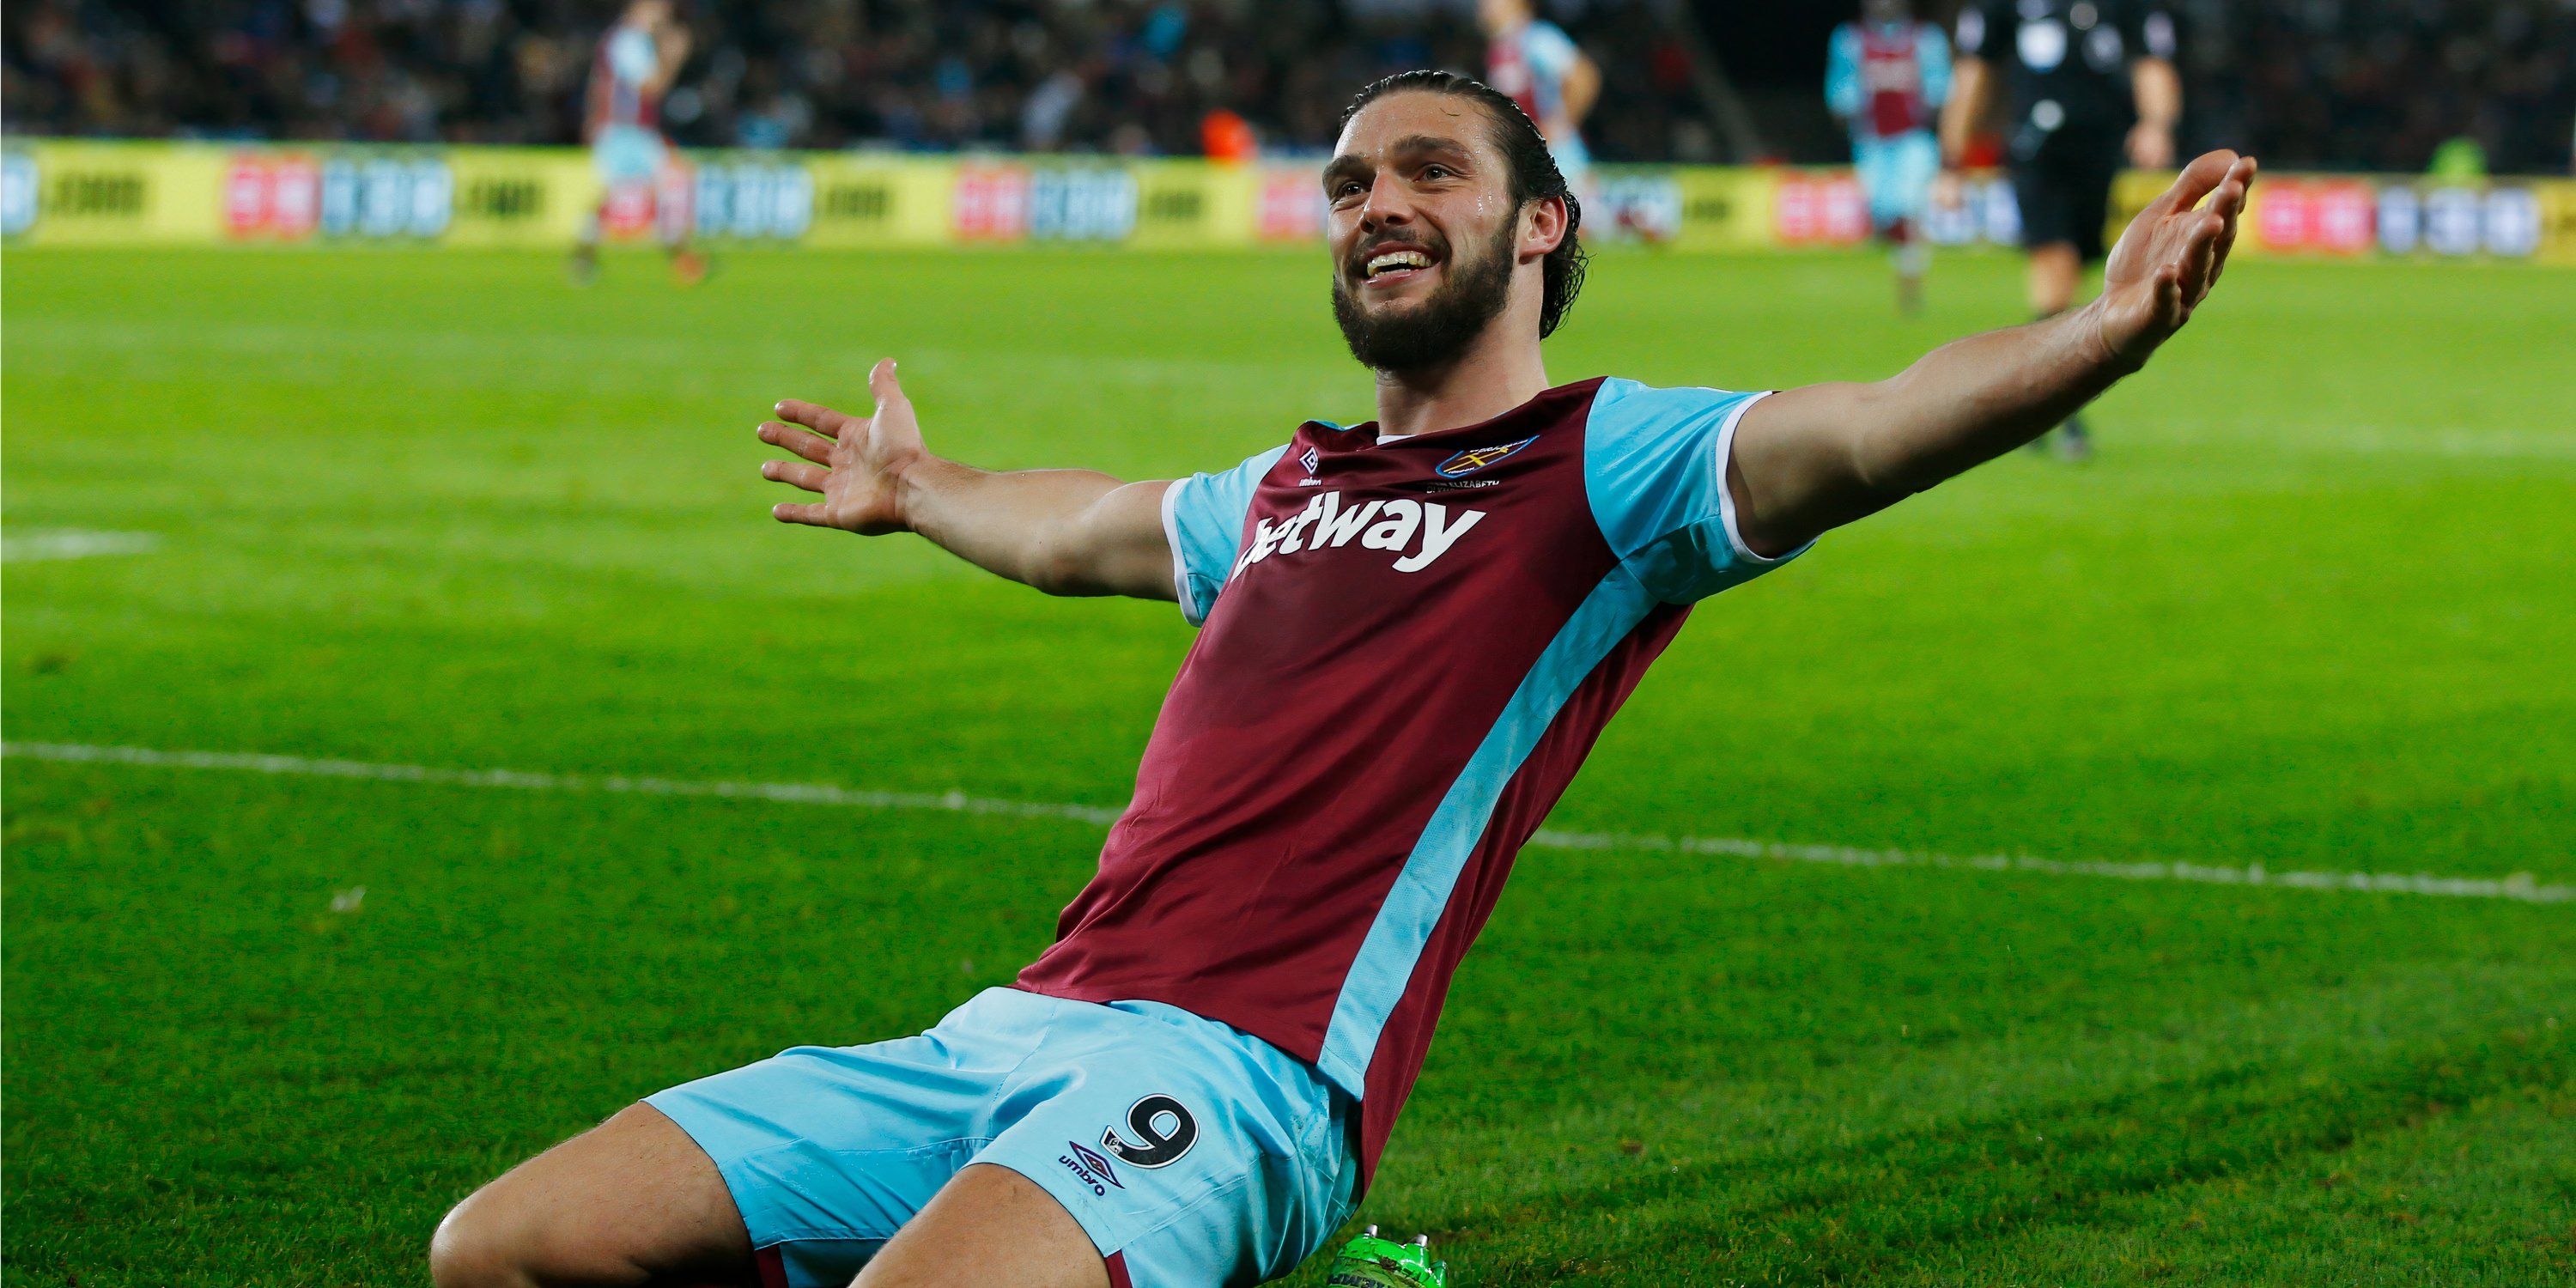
[5,1,2572,171]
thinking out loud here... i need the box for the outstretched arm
[2128,56,2181,168]
[1561,50,1601,132]
[1938,56,1989,166]
[1728,150,2255,557]
[757,360,1177,600]
[647,19,692,98]
[1825,27,1862,124]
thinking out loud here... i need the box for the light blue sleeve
[1918,25,1954,110]
[1524,21,1580,82]
[1160,445,1290,625]
[1825,25,1864,121]
[1583,379,1813,605]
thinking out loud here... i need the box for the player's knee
[428,1186,574,1288]
[428,1194,522,1288]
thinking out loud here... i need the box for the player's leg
[573,199,605,285]
[441,993,1076,1288]
[849,1164,1108,1288]
[430,1103,756,1288]
[2011,154,2088,453]
[1885,216,1923,314]
[2026,240,2081,316]
[1879,133,1940,314]
[964,995,1359,1288]
[2011,150,2083,316]
[2021,240,2087,454]
[577,131,635,286]
[2050,151,2122,460]
[1855,139,1904,313]
[654,149,708,286]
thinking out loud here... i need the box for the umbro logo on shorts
[1100,1094,1200,1170]
[1059,1139,1124,1195]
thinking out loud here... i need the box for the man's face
[1862,0,1909,23]
[1478,0,1529,37]
[1323,93,1532,373]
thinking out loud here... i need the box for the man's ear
[1522,194,1568,263]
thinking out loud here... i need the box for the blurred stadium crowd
[6,0,2573,172]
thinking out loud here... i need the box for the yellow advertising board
[2111,168,2168,251]
[2535,180,2576,265]
[445,148,592,247]
[4,140,223,245]
[1128,161,1257,250]
[802,155,954,248]
[1668,167,1779,252]
[3,137,2567,263]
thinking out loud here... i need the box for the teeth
[1366,250,1432,278]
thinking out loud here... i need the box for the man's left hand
[2093,149,2254,370]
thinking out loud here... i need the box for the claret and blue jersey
[647,378,1819,1285]
[1828,20,1952,227]
[1827,21,1953,143]
[1486,19,1591,174]
[1015,377,1812,1186]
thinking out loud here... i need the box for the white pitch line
[2,530,162,562]
[0,741,1121,826]
[4,740,2567,906]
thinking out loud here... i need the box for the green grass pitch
[4,245,2573,1286]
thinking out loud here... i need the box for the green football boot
[1324,1227,1449,1288]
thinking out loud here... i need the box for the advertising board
[5,139,2567,264]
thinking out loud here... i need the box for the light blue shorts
[1549,135,1592,187]
[647,987,1359,1288]
[1855,131,1941,227]
[592,125,668,185]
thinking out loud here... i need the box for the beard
[1330,219,1517,373]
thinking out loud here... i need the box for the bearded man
[432,70,2254,1288]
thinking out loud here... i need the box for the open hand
[758,359,925,534]
[2095,150,2255,369]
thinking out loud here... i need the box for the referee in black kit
[1943,0,2180,459]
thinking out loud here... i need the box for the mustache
[1343,229,1448,278]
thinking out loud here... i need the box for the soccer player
[1942,0,2179,457]
[431,70,2251,1288]
[571,0,703,286]
[1828,0,1953,314]
[1480,0,1600,187]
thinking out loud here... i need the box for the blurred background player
[1943,0,2178,458]
[572,0,702,286]
[1827,0,1952,314]
[1480,0,1600,191]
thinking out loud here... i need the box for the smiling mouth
[1361,248,1437,283]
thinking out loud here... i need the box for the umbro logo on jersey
[1299,446,1322,474]
[1235,490,1486,576]
[1435,434,1538,478]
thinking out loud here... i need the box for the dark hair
[1339,70,1589,339]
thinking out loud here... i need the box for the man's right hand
[761,358,923,535]
[752,362,1176,601]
